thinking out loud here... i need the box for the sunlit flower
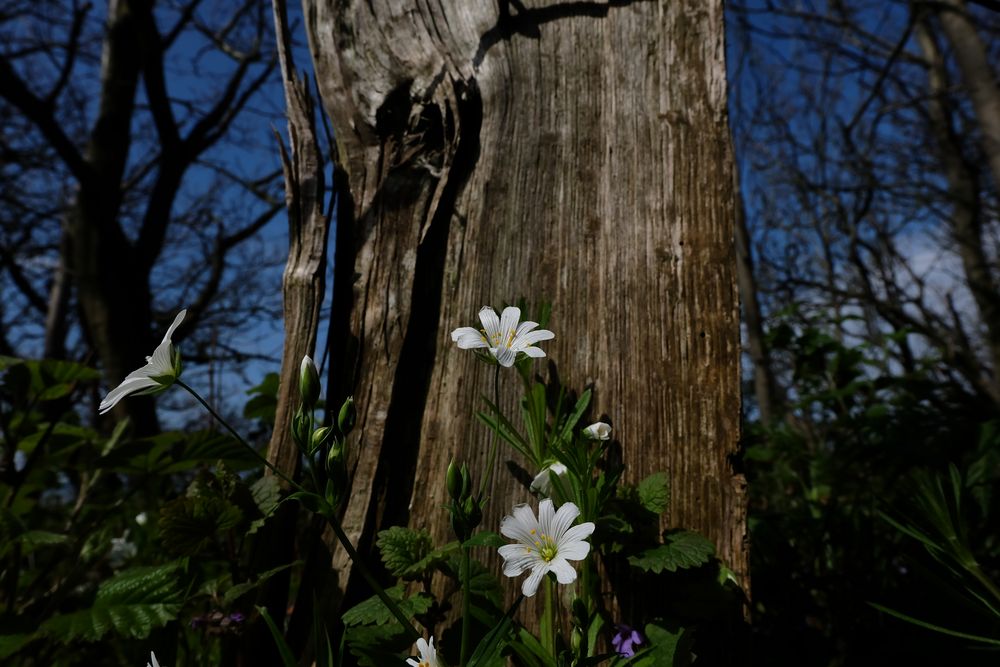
[135,512,148,526]
[498,499,595,597]
[612,624,644,658]
[450,306,554,367]
[99,310,186,414]
[583,422,611,440]
[147,651,162,667]
[530,461,568,496]
[405,636,441,667]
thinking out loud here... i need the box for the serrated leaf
[159,495,243,556]
[376,526,433,579]
[40,563,184,642]
[628,530,715,574]
[251,475,281,516]
[340,586,432,626]
[42,602,183,642]
[638,473,670,515]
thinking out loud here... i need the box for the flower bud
[582,421,612,440]
[299,356,321,409]
[326,436,345,470]
[311,426,334,452]
[446,459,462,500]
[337,396,356,435]
[292,407,311,451]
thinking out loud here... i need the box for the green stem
[324,512,421,642]
[177,379,419,641]
[542,576,556,655]
[175,379,301,491]
[478,364,502,499]
[460,545,472,666]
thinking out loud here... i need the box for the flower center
[530,529,559,561]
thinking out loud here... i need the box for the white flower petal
[537,499,556,536]
[478,306,501,340]
[99,376,160,414]
[522,564,548,597]
[520,346,547,358]
[549,557,578,584]
[514,320,539,337]
[560,521,597,550]
[492,345,517,367]
[513,328,555,349]
[499,306,521,341]
[500,504,540,542]
[162,309,186,344]
[451,327,488,349]
[556,538,591,561]
[148,651,161,667]
[550,501,582,539]
[499,546,537,576]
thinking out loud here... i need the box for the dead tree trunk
[306,0,746,612]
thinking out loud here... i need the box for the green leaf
[223,561,303,605]
[376,526,433,579]
[17,530,68,554]
[637,472,671,515]
[257,605,299,667]
[340,585,432,626]
[244,372,280,424]
[467,594,522,667]
[251,475,281,516]
[33,359,100,401]
[159,494,243,556]
[628,530,715,574]
[869,602,1000,646]
[629,622,693,666]
[464,531,506,549]
[40,563,184,642]
[0,634,35,659]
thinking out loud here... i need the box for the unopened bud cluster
[292,356,356,511]
[446,459,483,541]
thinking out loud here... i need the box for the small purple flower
[611,624,644,658]
[227,612,246,624]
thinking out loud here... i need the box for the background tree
[299,0,747,637]
[730,0,1000,662]
[0,0,286,433]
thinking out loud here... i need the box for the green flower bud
[337,396,356,435]
[311,426,334,452]
[326,436,345,471]
[446,459,462,500]
[299,355,321,409]
[292,407,311,451]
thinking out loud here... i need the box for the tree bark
[935,0,1000,197]
[916,11,1000,402]
[306,0,746,617]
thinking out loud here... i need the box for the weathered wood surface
[305,0,746,614]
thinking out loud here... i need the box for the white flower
[99,310,186,414]
[147,651,161,667]
[582,422,612,440]
[530,461,568,496]
[450,306,554,367]
[405,636,440,667]
[135,512,148,526]
[498,499,595,597]
[108,531,137,568]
